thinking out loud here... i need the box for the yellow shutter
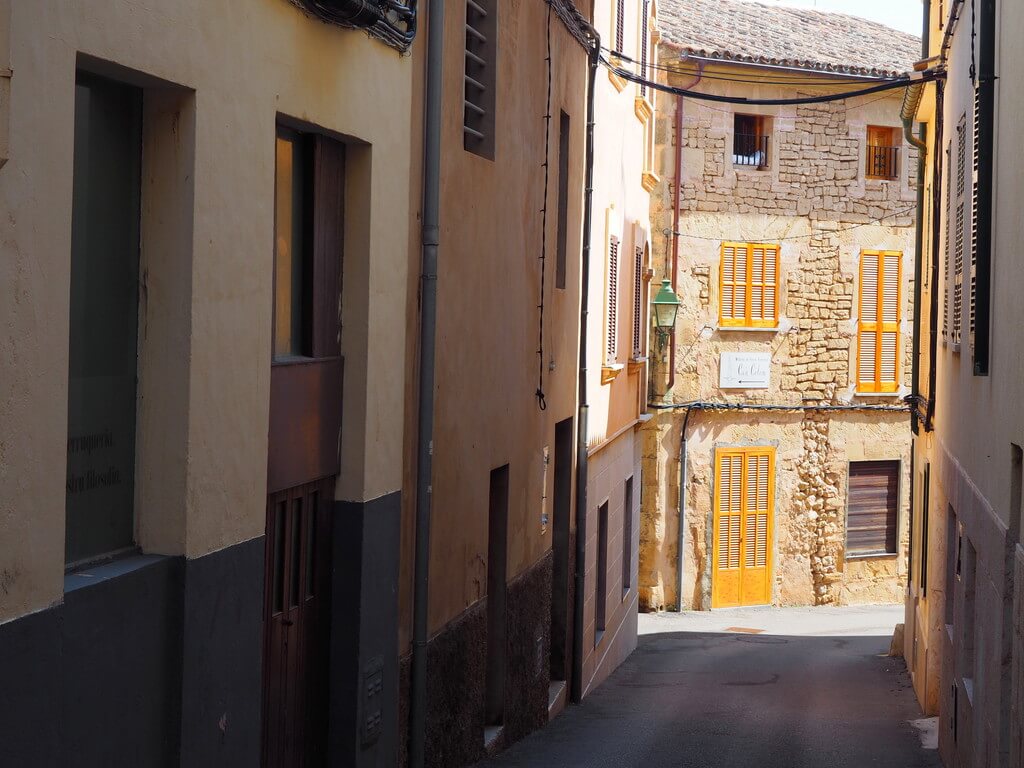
[858,250,901,393]
[720,242,779,327]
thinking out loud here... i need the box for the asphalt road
[478,607,941,768]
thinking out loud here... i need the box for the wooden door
[263,127,344,768]
[713,448,774,608]
[263,479,332,768]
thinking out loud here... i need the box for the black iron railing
[733,133,770,169]
[866,145,900,180]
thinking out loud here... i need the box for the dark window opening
[464,0,498,159]
[549,418,573,681]
[847,460,899,556]
[595,500,609,646]
[485,464,509,726]
[866,125,900,180]
[623,477,634,595]
[733,114,770,169]
[921,464,930,595]
[556,111,570,290]
[65,71,143,568]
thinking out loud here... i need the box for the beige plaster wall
[403,2,589,638]
[639,55,916,611]
[0,0,413,622]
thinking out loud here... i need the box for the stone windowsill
[65,552,169,593]
[852,390,907,399]
[634,96,653,124]
[845,551,898,562]
[601,363,625,384]
[641,170,660,193]
[607,59,628,93]
[715,325,780,333]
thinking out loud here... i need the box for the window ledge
[65,553,170,594]
[846,551,898,562]
[628,356,647,374]
[853,390,905,398]
[607,59,629,93]
[641,170,660,193]
[602,363,625,384]
[634,96,653,124]
[715,325,780,333]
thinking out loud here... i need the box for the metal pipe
[667,61,704,395]
[571,28,599,705]
[409,0,443,761]
[675,407,693,611]
[926,79,944,431]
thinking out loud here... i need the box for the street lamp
[651,279,681,350]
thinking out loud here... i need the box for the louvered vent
[632,246,643,358]
[463,0,496,159]
[606,236,619,363]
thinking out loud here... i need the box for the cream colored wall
[0,0,413,622]
[415,3,588,636]
[587,0,654,451]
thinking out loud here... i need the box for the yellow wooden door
[713,448,774,608]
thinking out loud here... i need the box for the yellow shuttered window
[720,242,779,328]
[857,250,902,393]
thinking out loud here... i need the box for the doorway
[550,418,573,682]
[486,465,510,729]
[712,447,774,608]
[263,125,345,767]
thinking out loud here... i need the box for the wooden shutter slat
[847,461,899,554]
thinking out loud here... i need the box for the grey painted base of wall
[330,491,402,768]
[0,539,263,768]
[398,551,554,768]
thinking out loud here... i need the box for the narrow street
[480,607,940,768]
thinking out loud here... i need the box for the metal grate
[866,145,900,180]
[615,0,625,54]
[639,0,649,98]
[632,246,643,357]
[607,236,619,363]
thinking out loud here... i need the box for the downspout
[675,407,693,611]
[903,0,930,433]
[571,28,599,705]
[926,79,944,431]
[409,0,443,763]
[667,61,704,394]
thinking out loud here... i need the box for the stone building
[904,0,1024,766]
[639,0,921,612]
[0,1,416,766]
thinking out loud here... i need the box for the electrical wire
[536,0,553,411]
[603,54,943,106]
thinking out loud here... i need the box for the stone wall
[639,58,916,610]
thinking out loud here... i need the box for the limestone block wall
[640,60,916,611]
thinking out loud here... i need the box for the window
[631,244,645,358]
[606,234,620,363]
[274,128,312,359]
[942,142,951,342]
[66,72,143,567]
[733,114,769,169]
[719,242,779,328]
[639,0,650,99]
[857,250,901,393]
[555,111,570,289]
[969,87,980,350]
[595,500,609,646]
[865,125,900,180]
[623,477,634,595]
[614,0,625,54]
[463,0,497,159]
[847,461,899,556]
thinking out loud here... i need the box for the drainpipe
[667,62,704,394]
[409,0,443,763]
[902,79,926,434]
[926,80,944,432]
[571,27,599,706]
[675,407,693,611]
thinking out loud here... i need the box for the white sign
[720,352,771,389]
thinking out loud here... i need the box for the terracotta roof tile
[656,0,921,78]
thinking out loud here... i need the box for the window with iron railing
[866,126,900,180]
[733,114,770,169]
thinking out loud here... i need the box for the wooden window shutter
[607,235,619,363]
[848,460,899,555]
[717,454,742,572]
[639,0,649,98]
[720,242,778,327]
[969,86,980,350]
[744,452,770,569]
[615,0,625,53]
[857,250,901,392]
[632,245,643,358]
[942,144,951,342]
[953,202,964,345]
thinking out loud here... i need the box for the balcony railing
[733,133,770,169]
[866,145,900,180]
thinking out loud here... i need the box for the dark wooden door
[263,478,332,768]
[263,127,344,768]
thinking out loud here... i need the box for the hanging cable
[535,0,554,411]
[602,53,943,106]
